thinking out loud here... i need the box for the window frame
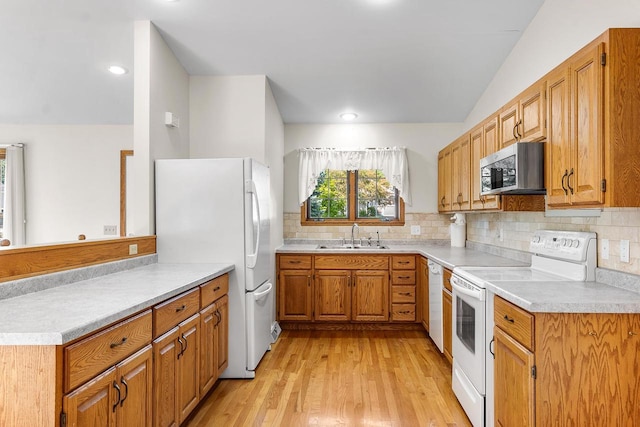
[300,170,405,226]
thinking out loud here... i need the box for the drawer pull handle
[398,276,411,279]
[214,286,221,291]
[399,310,412,314]
[629,331,637,336]
[289,260,301,264]
[175,304,187,313]
[400,292,412,296]
[589,331,597,336]
[120,377,129,407]
[398,261,410,264]
[503,315,515,323]
[110,337,127,349]
[112,381,121,412]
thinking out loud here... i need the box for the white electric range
[450,230,597,427]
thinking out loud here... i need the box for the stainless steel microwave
[480,142,545,195]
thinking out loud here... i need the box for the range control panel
[529,230,597,263]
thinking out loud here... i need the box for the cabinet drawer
[391,271,416,285]
[391,304,416,321]
[64,310,152,392]
[315,255,388,270]
[201,274,229,307]
[279,255,312,269]
[153,287,200,338]
[494,296,534,351]
[392,286,416,303]
[391,256,416,270]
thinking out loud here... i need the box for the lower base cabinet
[63,345,153,427]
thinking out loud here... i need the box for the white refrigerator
[155,158,274,379]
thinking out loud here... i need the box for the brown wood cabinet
[493,295,640,426]
[450,136,471,211]
[352,270,389,322]
[390,255,416,322]
[199,294,229,398]
[470,117,501,210]
[153,313,200,427]
[278,255,313,321]
[63,345,153,427]
[437,146,452,212]
[315,269,351,321]
[499,82,546,148]
[418,256,429,331]
[442,268,453,364]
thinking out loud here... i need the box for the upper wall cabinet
[437,146,452,212]
[499,82,546,148]
[470,116,501,210]
[546,28,640,209]
[451,135,471,211]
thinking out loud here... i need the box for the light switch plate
[411,225,421,235]
[620,240,630,263]
[601,239,609,260]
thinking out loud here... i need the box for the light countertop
[278,242,640,314]
[0,263,234,345]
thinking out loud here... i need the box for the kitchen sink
[315,244,390,250]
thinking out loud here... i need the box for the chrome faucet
[376,231,381,247]
[351,223,359,247]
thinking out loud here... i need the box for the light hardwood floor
[185,330,472,427]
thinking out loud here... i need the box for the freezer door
[244,159,271,292]
[245,280,274,371]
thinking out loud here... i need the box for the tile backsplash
[284,208,640,276]
[283,212,452,242]
[466,208,640,274]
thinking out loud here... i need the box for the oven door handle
[451,277,485,301]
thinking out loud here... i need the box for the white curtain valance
[298,147,411,206]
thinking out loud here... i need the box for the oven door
[451,275,486,394]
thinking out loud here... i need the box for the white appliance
[452,230,597,427]
[427,259,444,352]
[155,158,274,379]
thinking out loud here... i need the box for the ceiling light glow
[108,65,128,75]
[340,112,358,121]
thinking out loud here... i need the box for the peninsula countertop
[0,263,234,345]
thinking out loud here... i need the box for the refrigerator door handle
[246,179,261,269]
[252,282,273,301]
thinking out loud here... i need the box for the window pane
[356,169,398,220]
[307,170,349,219]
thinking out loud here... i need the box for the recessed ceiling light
[340,112,358,121]
[108,65,128,75]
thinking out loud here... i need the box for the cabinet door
[482,117,501,209]
[315,270,351,321]
[419,257,429,331]
[570,42,605,206]
[470,126,484,210]
[116,345,153,427]
[177,314,200,424]
[519,83,546,142]
[546,66,572,207]
[352,270,389,322]
[438,147,452,212]
[451,136,471,211]
[278,269,313,321]
[63,366,117,427]
[153,328,180,427]
[499,103,519,148]
[442,290,453,364]
[216,295,229,377]
[199,304,218,397]
[494,327,535,427]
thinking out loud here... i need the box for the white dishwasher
[427,259,444,352]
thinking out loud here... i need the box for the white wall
[0,124,132,244]
[283,123,462,214]
[189,76,267,161]
[265,79,285,250]
[463,0,640,131]
[133,21,190,236]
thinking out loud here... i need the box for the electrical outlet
[411,225,421,235]
[103,225,117,235]
[497,227,504,242]
[601,239,609,260]
[129,244,138,255]
[620,240,630,263]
